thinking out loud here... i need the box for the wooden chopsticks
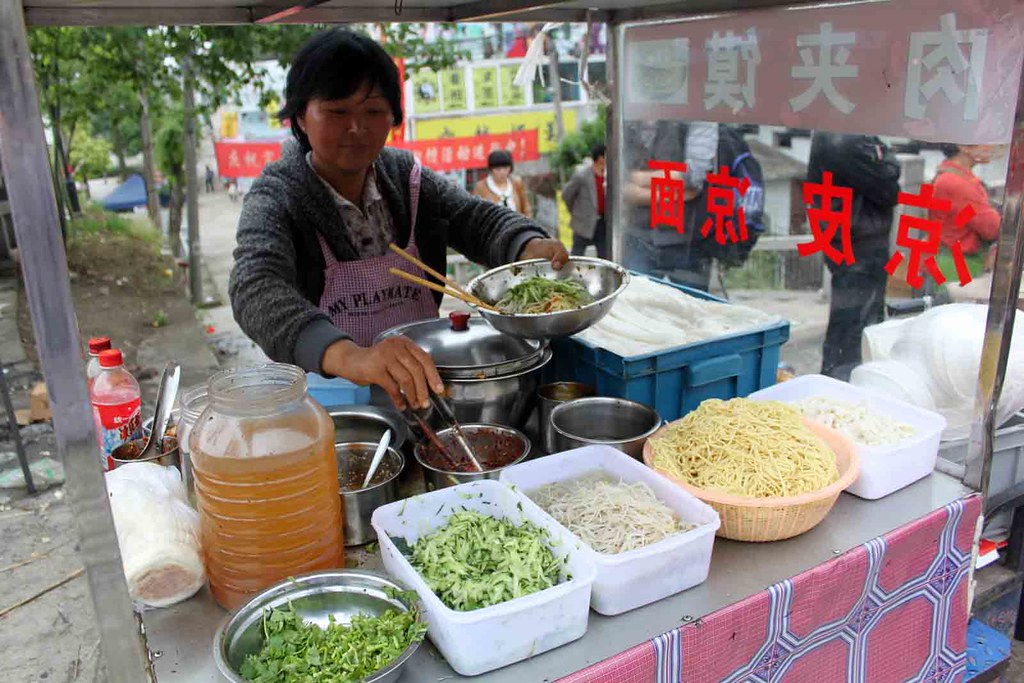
[388,243,498,312]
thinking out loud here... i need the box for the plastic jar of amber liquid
[190,363,342,609]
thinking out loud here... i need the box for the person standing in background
[205,165,216,193]
[563,144,607,258]
[930,143,1001,280]
[808,132,901,381]
[473,150,532,218]
[621,120,718,290]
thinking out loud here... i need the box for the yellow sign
[219,111,239,139]
[411,68,441,115]
[500,65,527,107]
[473,67,499,109]
[414,109,578,155]
[441,69,467,112]
[265,99,281,130]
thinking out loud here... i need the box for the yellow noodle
[650,398,839,498]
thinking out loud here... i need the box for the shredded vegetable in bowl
[793,396,916,446]
[530,476,694,554]
[496,277,593,314]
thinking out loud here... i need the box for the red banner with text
[391,130,539,172]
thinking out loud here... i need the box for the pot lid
[377,313,545,379]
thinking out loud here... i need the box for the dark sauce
[421,429,525,473]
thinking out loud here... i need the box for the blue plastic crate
[306,372,371,408]
[547,279,790,422]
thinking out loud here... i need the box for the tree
[69,128,112,199]
[551,104,607,182]
[154,118,185,257]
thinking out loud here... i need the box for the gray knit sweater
[229,141,547,372]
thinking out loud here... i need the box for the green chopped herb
[496,277,592,315]
[410,510,562,612]
[238,601,426,683]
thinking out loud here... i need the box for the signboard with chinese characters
[474,67,500,109]
[411,68,441,115]
[500,64,528,107]
[624,0,1024,143]
[214,142,282,178]
[441,69,468,112]
[391,131,539,172]
[414,109,578,154]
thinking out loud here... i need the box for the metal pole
[964,65,1024,506]
[0,2,153,680]
[606,22,625,264]
[183,49,203,305]
[0,356,36,494]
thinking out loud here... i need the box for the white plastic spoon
[361,429,392,489]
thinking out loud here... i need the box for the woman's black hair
[939,143,962,159]
[488,149,514,171]
[591,143,606,162]
[278,29,402,153]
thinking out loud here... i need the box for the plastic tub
[547,279,789,422]
[749,374,946,500]
[500,445,720,615]
[370,480,595,676]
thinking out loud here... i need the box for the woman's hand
[519,237,570,269]
[322,337,443,411]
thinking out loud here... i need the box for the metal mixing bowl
[414,424,531,491]
[326,405,408,452]
[467,257,630,339]
[214,570,423,683]
[550,397,662,460]
[443,347,551,428]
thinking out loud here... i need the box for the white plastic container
[749,374,947,500]
[370,480,596,676]
[500,446,720,615]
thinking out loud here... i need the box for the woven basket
[642,420,860,542]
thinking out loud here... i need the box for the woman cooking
[229,29,567,412]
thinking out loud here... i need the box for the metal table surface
[144,471,972,682]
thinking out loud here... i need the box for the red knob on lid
[449,311,470,332]
[88,336,112,354]
[98,348,124,368]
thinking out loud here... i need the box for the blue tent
[99,173,147,212]
[99,174,171,212]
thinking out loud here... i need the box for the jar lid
[377,314,545,379]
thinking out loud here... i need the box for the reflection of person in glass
[563,144,607,259]
[807,133,901,381]
[930,143,1001,280]
[621,121,718,290]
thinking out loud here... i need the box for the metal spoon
[137,362,181,461]
[430,392,483,472]
[361,429,392,489]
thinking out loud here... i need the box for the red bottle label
[93,398,142,470]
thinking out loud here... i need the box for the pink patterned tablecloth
[558,495,981,683]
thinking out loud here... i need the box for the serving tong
[406,391,483,472]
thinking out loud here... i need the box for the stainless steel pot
[550,397,662,460]
[336,443,404,546]
[414,424,530,491]
[537,382,596,454]
[443,348,551,428]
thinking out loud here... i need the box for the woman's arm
[965,183,1002,241]
[228,189,347,371]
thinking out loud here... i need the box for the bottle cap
[98,349,124,368]
[88,336,112,355]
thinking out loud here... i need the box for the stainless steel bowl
[414,424,531,491]
[467,257,630,339]
[337,443,404,547]
[326,405,408,452]
[550,397,662,460]
[214,570,423,683]
[443,347,551,428]
[537,382,596,454]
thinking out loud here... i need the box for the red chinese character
[885,183,974,288]
[799,172,855,265]
[701,165,750,245]
[648,160,688,233]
